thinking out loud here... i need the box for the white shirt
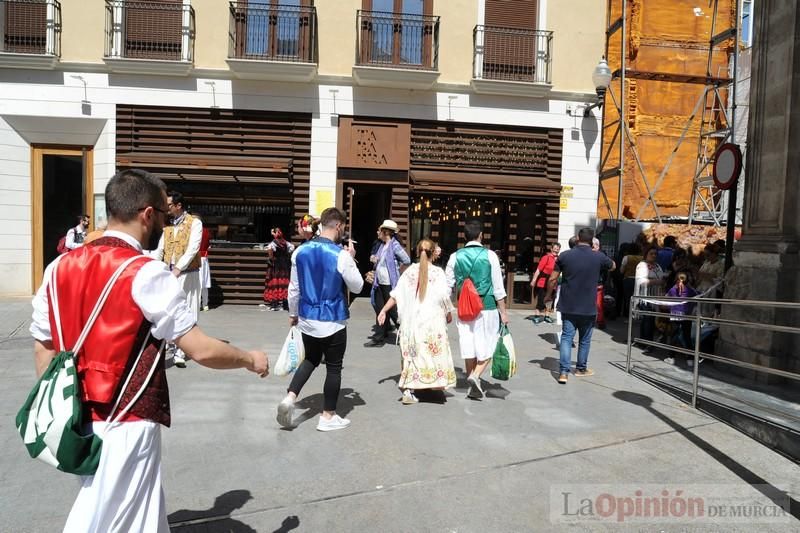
[151,213,203,272]
[30,230,197,344]
[445,241,507,301]
[634,261,666,298]
[65,224,87,250]
[288,245,364,338]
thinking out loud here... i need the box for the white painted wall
[0,117,32,295]
[0,70,599,294]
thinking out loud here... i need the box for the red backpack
[56,235,68,255]
[457,249,488,322]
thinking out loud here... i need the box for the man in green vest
[445,219,509,400]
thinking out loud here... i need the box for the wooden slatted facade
[116,104,312,306]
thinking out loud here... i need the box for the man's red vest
[48,236,171,426]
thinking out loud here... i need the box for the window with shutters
[475,0,552,83]
[2,0,60,56]
[104,0,194,62]
[357,0,438,69]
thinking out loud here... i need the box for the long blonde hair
[417,239,435,302]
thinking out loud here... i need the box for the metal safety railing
[228,3,317,63]
[626,294,800,409]
[0,0,61,56]
[104,0,195,62]
[472,25,552,84]
[356,9,439,70]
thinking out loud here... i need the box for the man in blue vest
[446,219,509,400]
[277,207,364,431]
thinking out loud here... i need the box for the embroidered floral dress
[390,263,457,390]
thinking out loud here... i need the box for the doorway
[32,147,93,291]
[342,183,392,290]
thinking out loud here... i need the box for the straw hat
[379,219,399,233]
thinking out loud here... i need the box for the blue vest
[296,238,349,321]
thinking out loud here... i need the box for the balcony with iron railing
[472,25,553,97]
[0,0,60,69]
[353,9,440,90]
[227,2,317,82]
[103,0,195,75]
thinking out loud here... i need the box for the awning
[409,170,560,198]
[116,153,292,186]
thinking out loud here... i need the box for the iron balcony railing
[104,0,195,62]
[0,0,61,56]
[228,3,316,63]
[473,25,552,84]
[356,10,439,70]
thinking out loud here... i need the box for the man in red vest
[30,169,269,533]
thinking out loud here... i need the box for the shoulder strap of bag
[462,247,488,282]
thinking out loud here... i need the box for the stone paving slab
[1,299,798,532]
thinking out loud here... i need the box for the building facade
[0,0,605,306]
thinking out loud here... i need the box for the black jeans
[288,328,347,412]
[372,284,397,340]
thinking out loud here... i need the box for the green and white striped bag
[16,255,161,475]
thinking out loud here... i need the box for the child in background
[666,272,698,357]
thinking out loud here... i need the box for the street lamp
[584,58,613,116]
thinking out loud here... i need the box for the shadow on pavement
[537,332,559,350]
[613,391,800,520]
[169,489,266,532]
[288,388,366,429]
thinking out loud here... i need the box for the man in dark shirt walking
[546,228,615,384]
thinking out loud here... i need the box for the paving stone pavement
[1,297,798,532]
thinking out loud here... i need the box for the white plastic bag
[502,327,517,378]
[274,327,305,376]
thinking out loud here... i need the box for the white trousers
[174,270,201,358]
[457,309,500,362]
[64,421,168,533]
[200,257,211,308]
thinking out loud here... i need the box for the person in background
[264,228,295,312]
[84,221,107,245]
[634,246,666,353]
[697,243,725,317]
[364,220,411,348]
[277,207,364,431]
[545,229,614,384]
[665,273,698,362]
[199,226,212,311]
[619,243,643,320]
[296,214,317,245]
[657,235,677,273]
[151,191,203,368]
[529,242,560,324]
[446,219,509,400]
[65,214,90,250]
[592,238,611,329]
[554,236,578,348]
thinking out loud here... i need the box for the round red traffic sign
[713,143,742,190]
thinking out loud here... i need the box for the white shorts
[64,420,168,533]
[457,309,500,362]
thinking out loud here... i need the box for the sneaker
[532,316,543,324]
[664,357,675,365]
[173,354,186,368]
[401,390,419,405]
[543,316,554,324]
[316,414,351,432]
[466,375,484,400]
[557,373,568,384]
[202,306,209,312]
[574,368,595,377]
[276,397,295,428]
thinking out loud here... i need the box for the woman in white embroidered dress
[378,239,457,404]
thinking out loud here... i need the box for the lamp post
[584,58,613,116]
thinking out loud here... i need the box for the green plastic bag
[491,326,512,381]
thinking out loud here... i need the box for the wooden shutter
[483,0,538,81]
[4,1,47,54]
[124,0,182,60]
[485,0,537,29]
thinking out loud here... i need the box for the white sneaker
[173,353,186,368]
[276,397,295,428]
[316,414,351,432]
[466,375,484,400]
[401,390,419,405]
